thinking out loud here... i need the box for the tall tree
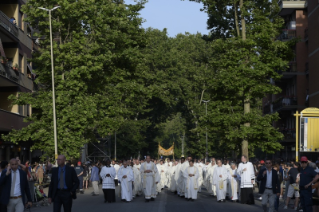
[2,0,149,159]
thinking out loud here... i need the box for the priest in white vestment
[183,160,199,201]
[174,158,185,196]
[213,159,228,202]
[157,160,167,192]
[118,160,134,202]
[100,160,116,203]
[180,157,190,197]
[140,156,160,202]
[227,162,239,202]
[205,160,217,196]
[237,155,255,204]
[133,161,142,197]
[169,161,177,192]
[196,161,204,192]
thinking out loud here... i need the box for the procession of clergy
[105,155,256,204]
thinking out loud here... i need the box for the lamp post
[38,6,60,164]
[114,131,117,160]
[202,100,210,163]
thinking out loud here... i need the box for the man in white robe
[133,160,142,197]
[213,159,228,202]
[223,159,232,198]
[237,155,255,205]
[112,161,120,186]
[117,160,134,202]
[196,160,204,192]
[100,161,116,203]
[227,162,239,202]
[157,160,167,192]
[205,159,217,196]
[140,156,160,202]
[180,157,191,197]
[175,158,185,196]
[183,160,199,201]
[169,161,177,192]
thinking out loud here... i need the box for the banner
[158,143,174,156]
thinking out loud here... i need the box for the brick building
[0,0,38,162]
[263,0,319,160]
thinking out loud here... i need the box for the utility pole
[38,6,60,165]
[114,131,117,160]
[202,100,210,163]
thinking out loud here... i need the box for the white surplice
[100,166,116,189]
[140,162,160,199]
[213,166,228,201]
[183,166,199,199]
[133,164,142,197]
[237,162,255,188]
[118,166,134,201]
[227,168,239,200]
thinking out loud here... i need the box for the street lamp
[38,6,60,164]
[202,100,210,163]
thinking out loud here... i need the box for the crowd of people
[1,155,319,212]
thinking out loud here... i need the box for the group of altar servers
[102,155,255,204]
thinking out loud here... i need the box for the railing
[264,104,271,114]
[273,97,297,111]
[0,63,19,83]
[0,10,19,38]
[277,29,296,40]
[279,129,296,141]
[305,28,308,40]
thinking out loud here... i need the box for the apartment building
[0,0,36,161]
[263,0,319,160]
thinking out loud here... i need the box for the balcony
[0,109,28,131]
[272,97,298,112]
[277,29,296,41]
[0,10,19,39]
[0,62,19,84]
[279,129,296,142]
[278,0,307,16]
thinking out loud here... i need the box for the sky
[126,0,209,37]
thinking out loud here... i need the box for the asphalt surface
[29,186,297,212]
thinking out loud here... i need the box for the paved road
[30,186,297,212]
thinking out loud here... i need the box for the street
[30,186,297,212]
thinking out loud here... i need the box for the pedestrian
[183,160,199,201]
[140,156,160,202]
[0,161,8,212]
[257,159,280,212]
[82,164,89,189]
[237,155,255,205]
[299,156,319,212]
[74,162,84,194]
[227,162,239,202]
[90,162,100,196]
[48,155,79,212]
[0,158,32,212]
[213,159,228,203]
[118,160,133,202]
[100,160,116,203]
[284,162,300,210]
[273,164,283,212]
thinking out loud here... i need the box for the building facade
[0,0,36,162]
[263,0,319,160]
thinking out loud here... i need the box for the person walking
[74,162,84,194]
[90,162,100,196]
[284,162,300,210]
[48,155,79,212]
[100,160,116,203]
[299,156,319,212]
[0,161,8,212]
[0,158,32,212]
[257,159,280,212]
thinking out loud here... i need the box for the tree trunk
[239,0,249,159]
[234,0,240,37]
